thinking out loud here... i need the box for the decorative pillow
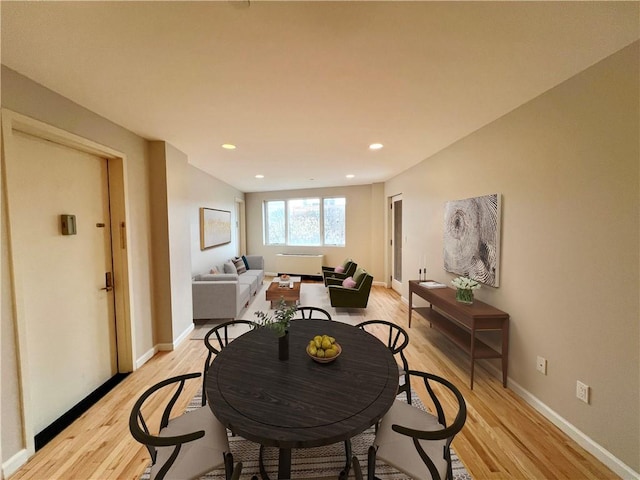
[342,276,357,289]
[210,267,219,274]
[224,261,237,274]
[233,257,247,275]
[241,255,250,270]
[353,268,366,283]
[334,265,345,274]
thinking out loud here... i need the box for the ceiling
[2,1,638,193]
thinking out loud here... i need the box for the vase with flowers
[255,299,298,360]
[451,276,481,304]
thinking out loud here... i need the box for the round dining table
[205,319,399,479]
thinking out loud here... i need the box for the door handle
[101,272,114,292]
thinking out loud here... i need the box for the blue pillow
[242,255,250,270]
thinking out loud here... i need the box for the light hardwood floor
[8,284,619,480]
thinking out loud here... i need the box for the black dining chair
[202,319,257,406]
[353,456,364,480]
[129,372,240,480]
[367,370,467,480]
[295,306,332,320]
[355,320,411,402]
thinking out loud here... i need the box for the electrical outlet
[576,381,590,404]
[536,356,547,375]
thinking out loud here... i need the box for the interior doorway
[390,194,403,294]
[2,110,133,454]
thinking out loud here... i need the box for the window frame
[263,196,346,247]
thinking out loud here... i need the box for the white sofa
[192,255,265,320]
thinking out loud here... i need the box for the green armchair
[322,258,357,286]
[327,268,373,308]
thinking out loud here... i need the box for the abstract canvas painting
[200,208,231,250]
[443,193,501,287]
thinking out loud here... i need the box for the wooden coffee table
[265,281,301,308]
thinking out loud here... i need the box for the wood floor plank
[7,283,620,479]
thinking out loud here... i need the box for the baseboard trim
[401,293,637,478]
[34,374,128,451]
[135,323,194,368]
[495,366,639,480]
[136,346,158,369]
[174,323,194,347]
[2,449,30,478]
[156,342,174,351]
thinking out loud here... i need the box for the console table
[408,280,509,389]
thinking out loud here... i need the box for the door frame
[235,197,246,256]
[1,109,135,456]
[389,194,403,294]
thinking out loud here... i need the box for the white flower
[451,276,481,290]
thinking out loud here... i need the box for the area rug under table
[140,389,472,480]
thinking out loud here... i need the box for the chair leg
[230,461,243,480]
[352,455,364,480]
[223,452,234,480]
[258,445,271,480]
[339,438,352,478]
[367,446,377,480]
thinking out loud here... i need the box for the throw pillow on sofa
[334,265,345,273]
[342,276,357,289]
[224,261,237,274]
[233,257,247,274]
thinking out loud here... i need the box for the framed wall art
[200,208,231,250]
[443,193,501,287]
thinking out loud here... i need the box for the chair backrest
[394,370,467,479]
[342,259,357,276]
[355,319,408,356]
[295,306,332,320]
[202,319,257,405]
[352,269,373,290]
[355,320,410,397]
[129,372,205,477]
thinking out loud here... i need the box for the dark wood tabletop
[206,319,399,479]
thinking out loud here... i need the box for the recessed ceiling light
[255,174,264,179]
[221,143,236,150]
[346,174,355,179]
[369,143,383,150]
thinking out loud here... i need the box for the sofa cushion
[335,265,345,273]
[342,276,357,288]
[224,261,237,274]
[210,267,220,274]
[238,275,259,296]
[233,257,247,274]
[197,273,238,282]
[241,255,250,270]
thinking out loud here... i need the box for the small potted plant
[255,299,298,360]
[451,276,481,304]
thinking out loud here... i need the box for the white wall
[386,42,639,473]
[188,167,244,276]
